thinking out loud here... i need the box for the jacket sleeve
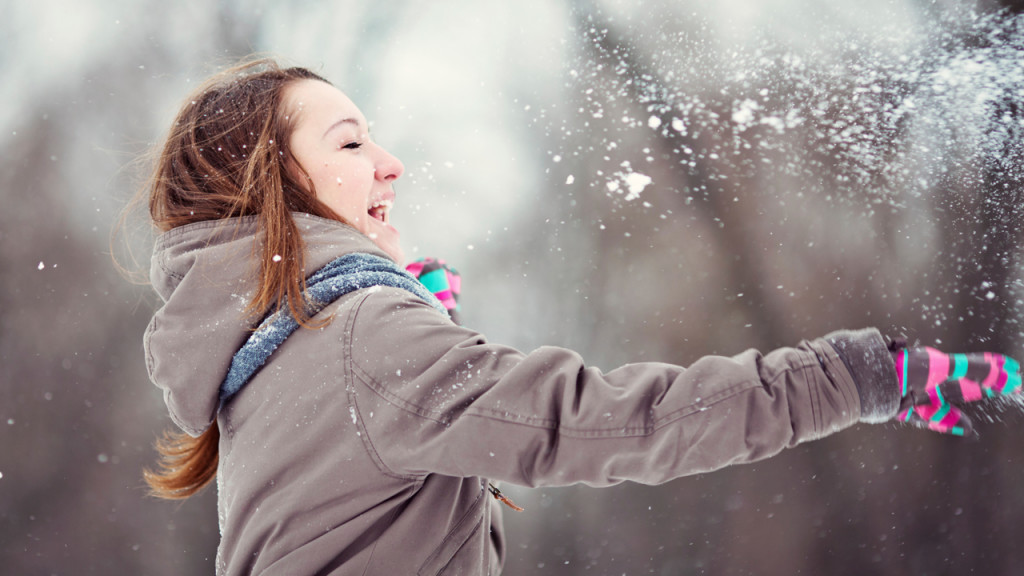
[343,287,898,487]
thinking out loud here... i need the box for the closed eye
[340,141,363,150]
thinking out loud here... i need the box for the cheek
[315,160,371,192]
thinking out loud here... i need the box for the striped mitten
[405,257,461,325]
[893,346,1022,437]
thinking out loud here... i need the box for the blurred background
[4,0,1024,573]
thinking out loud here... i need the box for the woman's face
[285,79,406,263]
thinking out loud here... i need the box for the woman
[139,58,1020,575]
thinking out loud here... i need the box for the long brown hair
[141,57,342,499]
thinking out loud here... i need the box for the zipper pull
[487,482,524,512]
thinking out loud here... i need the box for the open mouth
[367,199,392,224]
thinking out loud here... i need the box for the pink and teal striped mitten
[893,346,1021,437]
[405,257,461,325]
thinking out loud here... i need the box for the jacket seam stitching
[350,359,765,435]
[344,290,425,481]
[352,357,816,438]
[462,379,764,436]
[757,354,822,435]
[348,386,422,481]
[351,361,454,425]
[156,251,185,283]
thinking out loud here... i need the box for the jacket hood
[144,212,391,436]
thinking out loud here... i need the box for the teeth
[368,199,392,223]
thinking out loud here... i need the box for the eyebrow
[322,118,363,140]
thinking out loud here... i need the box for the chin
[361,225,403,265]
[382,244,405,266]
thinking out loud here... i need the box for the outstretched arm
[343,288,895,487]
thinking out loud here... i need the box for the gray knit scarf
[219,252,447,401]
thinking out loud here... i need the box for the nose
[374,144,404,183]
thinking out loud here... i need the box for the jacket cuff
[824,328,900,423]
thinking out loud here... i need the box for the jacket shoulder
[342,285,495,415]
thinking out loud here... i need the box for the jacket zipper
[487,482,524,512]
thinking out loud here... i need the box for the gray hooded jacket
[144,213,899,575]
